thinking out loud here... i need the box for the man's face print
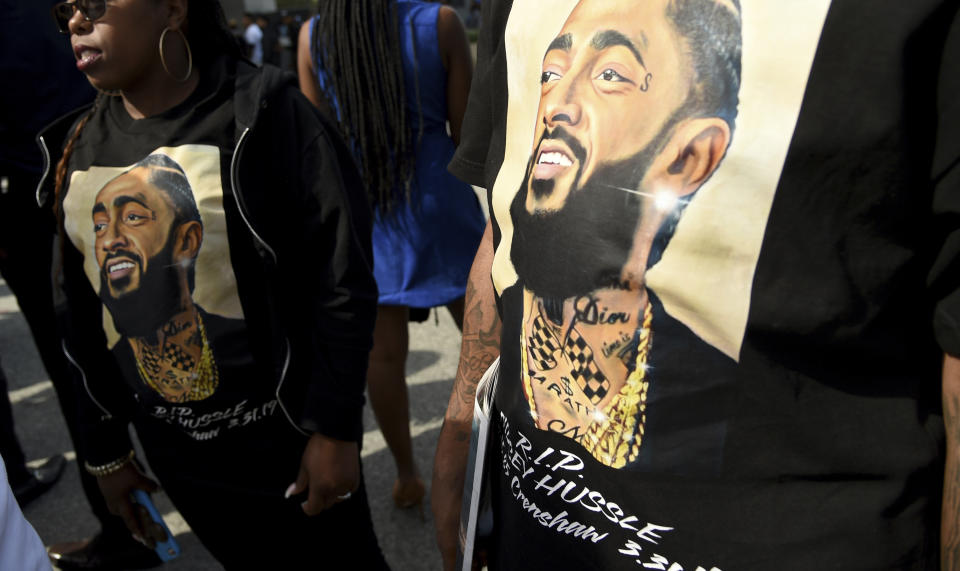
[507,0,746,470]
[92,165,202,338]
[93,166,179,301]
[63,144,246,351]
[511,0,698,302]
[522,0,691,216]
[490,0,831,478]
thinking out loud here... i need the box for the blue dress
[310,1,486,308]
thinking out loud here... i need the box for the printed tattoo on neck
[162,342,195,371]
[601,330,638,367]
[545,418,585,444]
[571,295,631,332]
[186,327,203,348]
[134,313,203,385]
[532,374,594,417]
[162,318,193,338]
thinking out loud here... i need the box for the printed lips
[107,260,136,279]
[534,149,575,179]
[532,127,586,181]
[102,251,140,285]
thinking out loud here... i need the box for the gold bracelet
[84,450,135,477]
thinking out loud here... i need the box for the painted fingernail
[284,483,297,499]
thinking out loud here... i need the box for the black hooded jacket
[35,58,377,466]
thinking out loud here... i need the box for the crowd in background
[229,0,483,73]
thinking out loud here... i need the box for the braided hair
[53,92,103,222]
[312,0,420,213]
[53,0,240,221]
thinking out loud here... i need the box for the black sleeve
[447,0,509,187]
[929,10,960,357]
[270,87,378,442]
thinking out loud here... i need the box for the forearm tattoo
[449,275,502,430]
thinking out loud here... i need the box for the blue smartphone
[131,489,181,562]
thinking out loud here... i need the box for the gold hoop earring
[159,27,193,83]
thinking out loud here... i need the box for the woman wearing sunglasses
[41,0,389,567]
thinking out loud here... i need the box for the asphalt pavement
[1,275,463,570]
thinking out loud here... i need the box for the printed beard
[99,234,186,341]
[510,141,660,304]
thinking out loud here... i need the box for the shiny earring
[159,27,193,83]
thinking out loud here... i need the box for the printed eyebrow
[112,194,152,211]
[590,29,646,69]
[545,32,573,55]
[91,202,106,217]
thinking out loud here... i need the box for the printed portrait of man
[92,153,226,403]
[509,0,743,469]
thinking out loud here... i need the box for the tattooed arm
[944,354,960,568]
[433,220,501,571]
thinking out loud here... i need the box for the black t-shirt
[61,59,281,441]
[453,1,959,568]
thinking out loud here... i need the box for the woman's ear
[165,0,189,30]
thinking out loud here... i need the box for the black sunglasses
[51,0,107,34]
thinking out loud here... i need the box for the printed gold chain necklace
[521,300,653,469]
[134,313,219,402]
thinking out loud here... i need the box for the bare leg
[365,305,424,509]
[445,296,465,332]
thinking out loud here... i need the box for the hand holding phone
[131,489,181,562]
